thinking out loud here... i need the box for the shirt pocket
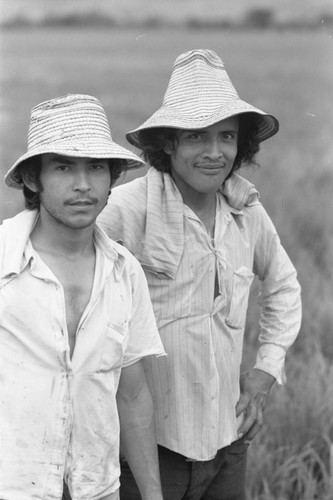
[226,266,254,329]
[98,321,128,372]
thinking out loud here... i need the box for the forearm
[256,273,301,383]
[117,381,163,500]
[254,206,302,368]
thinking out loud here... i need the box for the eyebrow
[183,128,238,136]
[48,155,75,165]
[185,129,205,133]
[48,155,107,165]
[221,129,238,134]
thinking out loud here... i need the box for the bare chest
[41,254,95,357]
[63,276,93,336]
[61,262,95,356]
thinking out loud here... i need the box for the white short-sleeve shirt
[0,209,165,500]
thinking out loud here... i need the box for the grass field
[1,26,333,499]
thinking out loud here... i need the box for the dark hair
[21,157,43,210]
[20,155,126,210]
[136,112,261,174]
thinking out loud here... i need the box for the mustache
[65,197,98,205]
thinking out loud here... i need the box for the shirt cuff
[254,344,287,384]
[122,349,166,368]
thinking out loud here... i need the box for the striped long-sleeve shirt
[98,168,301,460]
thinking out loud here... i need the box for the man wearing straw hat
[0,94,165,500]
[99,49,302,499]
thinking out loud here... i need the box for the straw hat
[126,49,279,148]
[5,93,144,189]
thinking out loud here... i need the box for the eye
[185,132,205,142]
[90,163,108,171]
[55,165,69,172]
[221,131,237,142]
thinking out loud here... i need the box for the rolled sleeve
[253,206,302,383]
[123,256,166,368]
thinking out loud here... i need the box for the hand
[236,368,275,443]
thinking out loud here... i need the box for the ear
[163,141,173,156]
[21,168,39,193]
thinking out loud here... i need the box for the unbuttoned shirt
[0,209,165,500]
[98,169,302,461]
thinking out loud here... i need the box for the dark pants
[62,481,71,500]
[120,439,248,500]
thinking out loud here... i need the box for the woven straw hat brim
[126,99,279,149]
[5,141,144,190]
[4,93,145,189]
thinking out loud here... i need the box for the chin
[65,217,96,229]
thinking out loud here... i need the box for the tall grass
[243,163,333,496]
[0,26,332,499]
[243,347,333,499]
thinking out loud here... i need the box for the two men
[0,94,165,500]
[99,49,302,499]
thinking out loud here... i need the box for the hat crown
[27,94,113,152]
[5,93,144,189]
[163,49,239,117]
[127,48,279,149]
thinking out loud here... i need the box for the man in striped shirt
[99,49,301,500]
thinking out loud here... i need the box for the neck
[31,211,95,258]
[180,190,217,238]
[184,192,216,214]
[177,184,217,217]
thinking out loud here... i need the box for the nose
[203,137,224,160]
[73,168,91,192]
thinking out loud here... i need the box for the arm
[253,206,301,383]
[116,360,163,500]
[236,205,301,441]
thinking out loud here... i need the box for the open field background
[1,25,333,499]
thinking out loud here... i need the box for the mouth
[195,164,225,173]
[68,198,94,205]
[67,200,95,207]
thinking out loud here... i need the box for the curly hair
[136,112,261,174]
[20,155,126,210]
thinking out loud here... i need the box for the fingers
[239,419,261,442]
[236,370,272,442]
[237,393,266,440]
[243,421,262,441]
[235,395,249,417]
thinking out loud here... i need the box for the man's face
[36,154,111,230]
[164,117,239,203]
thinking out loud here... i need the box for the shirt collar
[1,209,125,280]
[1,209,39,279]
[94,223,126,281]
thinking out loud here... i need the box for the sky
[1,0,332,24]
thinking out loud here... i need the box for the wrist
[253,368,276,393]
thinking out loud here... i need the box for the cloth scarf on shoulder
[103,168,259,279]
